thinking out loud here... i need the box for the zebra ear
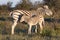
[37,7,43,11]
[43,5,49,9]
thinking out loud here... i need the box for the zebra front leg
[11,20,18,35]
[28,25,32,34]
[39,22,43,34]
[35,25,37,33]
[42,18,45,27]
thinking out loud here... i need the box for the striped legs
[11,20,18,35]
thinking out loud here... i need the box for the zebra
[20,5,53,34]
[9,10,39,35]
[20,14,44,34]
[10,5,53,34]
[37,5,53,16]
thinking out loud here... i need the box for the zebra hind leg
[11,20,18,35]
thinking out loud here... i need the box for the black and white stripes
[10,5,53,34]
[9,10,37,34]
[10,10,31,20]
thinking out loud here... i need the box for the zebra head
[20,15,25,22]
[37,5,53,16]
[43,5,53,16]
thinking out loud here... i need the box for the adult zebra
[9,5,53,34]
[20,5,53,34]
[9,9,38,34]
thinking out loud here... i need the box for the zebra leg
[42,19,45,27]
[11,20,18,35]
[28,25,32,34]
[39,22,43,34]
[35,25,37,33]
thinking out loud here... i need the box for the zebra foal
[20,14,44,34]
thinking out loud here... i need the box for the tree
[15,0,32,10]
[7,1,13,11]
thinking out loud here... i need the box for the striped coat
[10,5,53,34]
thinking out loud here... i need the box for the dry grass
[0,9,60,40]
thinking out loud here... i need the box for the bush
[41,29,51,36]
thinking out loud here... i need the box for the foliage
[41,29,51,36]
[15,0,32,10]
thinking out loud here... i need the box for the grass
[0,34,60,40]
[0,19,60,40]
[0,10,60,40]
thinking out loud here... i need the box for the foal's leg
[39,22,43,33]
[35,25,37,33]
[42,18,45,27]
[28,25,32,34]
[11,20,18,35]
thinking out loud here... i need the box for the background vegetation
[0,0,60,40]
